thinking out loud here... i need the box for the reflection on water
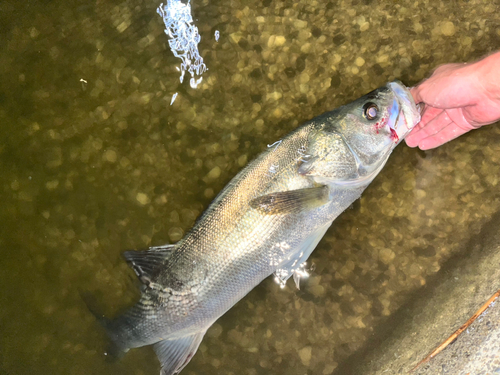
[1,0,499,374]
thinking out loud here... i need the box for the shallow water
[1,0,499,374]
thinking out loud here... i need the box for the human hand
[406,52,500,150]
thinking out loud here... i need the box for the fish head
[299,81,421,187]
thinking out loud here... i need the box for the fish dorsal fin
[123,244,176,285]
[249,185,330,215]
[154,330,207,375]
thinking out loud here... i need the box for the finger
[410,86,422,104]
[419,106,444,128]
[405,109,451,147]
[418,121,472,150]
[405,136,420,148]
[405,107,444,146]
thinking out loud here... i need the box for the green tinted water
[1,0,499,374]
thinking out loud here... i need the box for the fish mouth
[387,81,421,144]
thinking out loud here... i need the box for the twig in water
[410,289,500,372]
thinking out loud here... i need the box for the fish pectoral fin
[249,185,330,215]
[124,244,177,285]
[154,330,207,375]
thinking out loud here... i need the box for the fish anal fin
[250,185,330,215]
[154,330,207,375]
[123,244,176,285]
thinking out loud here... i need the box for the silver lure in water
[101,81,420,374]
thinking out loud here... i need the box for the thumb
[410,86,423,104]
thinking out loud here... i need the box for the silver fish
[102,81,420,374]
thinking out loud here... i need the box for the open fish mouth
[387,81,421,143]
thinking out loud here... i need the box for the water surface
[1,0,499,374]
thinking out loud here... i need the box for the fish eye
[363,102,379,120]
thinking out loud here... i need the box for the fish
[99,81,420,374]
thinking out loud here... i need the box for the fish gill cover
[157,0,207,104]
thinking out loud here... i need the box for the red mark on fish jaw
[390,128,399,143]
[374,117,386,134]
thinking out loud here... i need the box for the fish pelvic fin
[154,330,207,375]
[249,185,330,215]
[124,244,177,286]
[273,223,330,289]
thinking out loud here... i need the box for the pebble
[267,36,275,48]
[204,188,214,198]
[355,57,365,67]
[116,20,131,33]
[298,29,310,42]
[441,21,456,36]
[323,363,337,374]
[229,32,243,44]
[272,107,283,117]
[92,138,103,151]
[136,192,150,205]
[168,227,184,242]
[294,19,307,29]
[119,157,130,168]
[359,22,370,32]
[461,36,472,46]
[298,346,312,366]
[403,177,415,191]
[274,35,286,46]
[299,72,310,84]
[415,189,426,199]
[238,154,247,166]
[207,166,221,180]
[29,27,40,38]
[104,149,117,163]
[300,42,311,53]
[252,103,261,112]
[45,180,59,190]
[232,74,243,83]
[379,248,396,264]
[299,84,310,93]
[309,284,325,297]
[207,323,223,338]
[377,54,389,63]
[266,91,282,102]
[408,263,421,277]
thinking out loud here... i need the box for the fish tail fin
[79,290,129,360]
[154,330,207,375]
